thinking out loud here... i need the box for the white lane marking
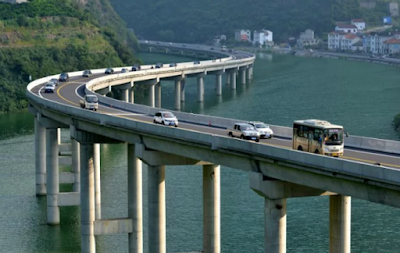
[106,113,145,116]
[38,86,44,97]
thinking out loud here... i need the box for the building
[335,24,358,33]
[363,32,395,54]
[212,35,227,46]
[253,30,273,47]
[351,19,366,30]
[234,30,251,42]
[383,38,400,54]
[297,29,319,48]
[341,34,360,50]
[351,41,364,51]
[328,32,344,50]
[0,0,27,3]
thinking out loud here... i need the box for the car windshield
[86,96,98,103]
[46,84,53,87]
[60,73,67,77]
[162,112,174,118]
[324,128,344,145]
[255,123,268,128]
[84,71,90,74]
[242,126,255,131]
[51,78,57,82]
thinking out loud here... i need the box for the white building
[253,30,273,46]
[328,32,345,50]
[335,24,358,34]
[234,30,251,42]
[363,33,394,54]
[340,34,360,50]
[351,19,366,30]
[297,29,319,48]
[383,38,400,54]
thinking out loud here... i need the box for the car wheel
[298,146,303,151]
[153,119,157,124]
[314,149,319,154]
[162,121,165,125]
[175,124,178,127]
[240,135,244,139]
[255,139,260,143]
[228,132,233,137]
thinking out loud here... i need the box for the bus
[292,119,344,157]
[221,45,227,52]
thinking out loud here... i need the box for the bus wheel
[297,146,303,151]
[314,149,319,154]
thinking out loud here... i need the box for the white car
[44,82,55,93]
[153,111,178,127]
[248,121,273,139]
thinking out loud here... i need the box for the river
[0,52,399,252]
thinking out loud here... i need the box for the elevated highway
[26,41,400,253]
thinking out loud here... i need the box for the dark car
[82,70,92,77]
[131,64,141,71]
[50,78,59,86]
[121,68,128,73]
[105,68,114,74]
[210,47,214,50]
[155,63,163,69]
[169,63,177,67]
[193,61,201,65]
[59,73,69,82]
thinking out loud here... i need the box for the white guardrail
[27,44,400,156]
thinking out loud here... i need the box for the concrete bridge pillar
[246,67,251,80]
[148,165,166,253]
[198,76,204,102]
[240,69,246,85]
[264,198,286,253]
[329,195,351,253]
[249,66,253,80]
[120,88,129,102]
[203,165,221,253]
[71,138,80,192]
[174,79,181,110]
[156,83,162,108]
[148,84,156,107]
[230,72,237,90]
[46,127,60,225]
[35,117,46,196]
[128,144,143,253]
[181,79,186,102]
[226,73,231,85]
[130,89,135,103]
[94,143,101,220]
[80,140,96,253]
[215,74,222,96]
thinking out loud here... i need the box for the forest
[109,0,396,43]
[0,0,139,113]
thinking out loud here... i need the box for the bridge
[26,41,400,253]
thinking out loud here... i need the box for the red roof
[352,19,365,23]
[344,34,358,39]
[336,24,358,29]
[384,38,400,44]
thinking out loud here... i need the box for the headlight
[324,147,330,152]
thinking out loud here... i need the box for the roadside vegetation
[0,0,140,113]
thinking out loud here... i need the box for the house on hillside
[363,32,398,54]
[234,30,251,42]
[297,29,319,48]
[253,30,273,47]
[383,38,400,54]
[351,41,364,51]
[335,24,358,33]
[328,32,344,50]
[341,34,360,50]
[351,19,366,30]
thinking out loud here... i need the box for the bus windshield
[86,96,98,103]
[324,128,343,145]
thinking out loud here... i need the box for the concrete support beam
[59,172,75,184]
[58,192,80,206]
[80,140,96,253]
[226,73,231,85]
[156,83,162,108]
[94,144,101,220]
[216,74,222,96]
[71,138,80,192]
[249,66,253,79]
[240,69,246,85]
[264,198,286,253]
[181,79,186,102]
[97,86,111,96]
[148,165,166,253]
[174,79,181,110]
[246,67,251,80]
[94,219,133,235]
[59,156,72,166]
[230,72,237,90]
[130,88,135,104]
[203,165,221,253]
[46,128,60,225]
[329,195,351,253]
[128,144,143,253]
[120,89,129,102]
[148,84,155,107]
[198,76,204,102]
[35,117,46,196]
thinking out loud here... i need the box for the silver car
[248,121,274,139]
[153,111,178,127]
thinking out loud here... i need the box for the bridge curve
[26,41,400,253]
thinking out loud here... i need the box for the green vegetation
[109,0,399,43]
[393,113,400,133]
[0,0,140,113]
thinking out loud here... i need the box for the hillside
[109,0,399,43]
[0,0,139,113]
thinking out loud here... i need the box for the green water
[0,53,399,252]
